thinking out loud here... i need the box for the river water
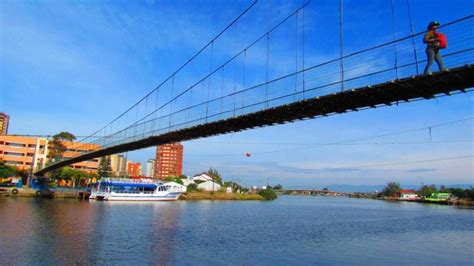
[0,196,473,265]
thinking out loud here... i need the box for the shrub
[258,188,277,200]
[187,183,199,192]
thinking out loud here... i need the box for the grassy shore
[180,191,264,201]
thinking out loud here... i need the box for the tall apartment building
[0,135,99,173]
[126,160,142,177]
[154,143,183,180]
[146,159,155,178]
[0,112,10,135]
[110,154,127,177]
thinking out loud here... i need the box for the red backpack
[435,32,447,49]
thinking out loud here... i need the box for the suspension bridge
[36,1,474,175]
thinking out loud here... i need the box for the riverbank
[287,192,474,207]
[180,191,264,201]
[0,189,266,201]
[380,197,474,206]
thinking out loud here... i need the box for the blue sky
[1,0,473,188]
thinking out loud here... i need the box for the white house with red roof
[399,189,420,201]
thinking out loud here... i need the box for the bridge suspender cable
[122,1,312,132]
[295,10,299,100]
[233,23,238,118]
[302,6,306,99]
[221,66,225,115]
[242,49,247,113]
[339,0,345,92]
[205,41,214,123]
[265,0,272,108]
[169,74,175,130]
[390,0,399,79]
[406,0,419,75]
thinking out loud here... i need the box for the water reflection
[1,197,473,265]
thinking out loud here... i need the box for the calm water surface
[0,196,473,265]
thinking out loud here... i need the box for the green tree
[48,132,76,162]
[0,160,16,178]
[258,188,277,200]
[441,187,467,199]
[187,183,199,192]
[273,184,283,190]
[418,184,438,198]
[0,160,30,180]
[47,167,63,180]
[58,167,90,188]
[466,188,474,201]
[164,176,183,184]
[98,156,112,177]
[382,182,401,197]
[207,167,222,184]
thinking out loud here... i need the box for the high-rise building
[0,135,99,173]
[110,154,127,177]
[0,113,10,135]
[146,159,155,178]
[126,160,142,177]
[154,143,183,180]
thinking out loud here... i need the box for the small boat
[89,178,181,201]
[424,192,450,203]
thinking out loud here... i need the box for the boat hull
[90,192,181,201]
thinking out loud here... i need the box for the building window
[4,152,24,157]
[6,142,25,148]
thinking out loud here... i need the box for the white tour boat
[89,178,181,201]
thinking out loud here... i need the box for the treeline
[0,160,28,179]
[381,182,474,200]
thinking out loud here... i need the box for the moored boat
[424,192,451,203]
[89,178,181,201]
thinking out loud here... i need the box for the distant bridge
[35,1,474,175]
[279,189,355,196]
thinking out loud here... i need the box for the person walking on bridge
[423,21,446,74]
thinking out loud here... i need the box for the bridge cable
[406,0,419,74]
[295,11,299,101]
[117,1,311,136]
[233,23,238,117]
[112,31,473,139]
[242,49,247,114]
[339,0,345,92]
[390,0,399,79]
[76,0,258,144]
[76,7,470,152]
[265,0,272,109]
[302,6,306,99]
[133,102,139,140]
[221,66,225,114]
[188,80,193,122]
[201,81,205,120]
[205,41,214,123]
[90,1,472,150]
[151,85,160,132]
[142,96,149,138]
[169,74,175,130]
